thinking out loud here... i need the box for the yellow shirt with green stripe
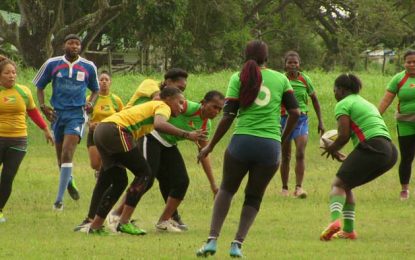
[87,93,124,123]
[0,84,36,137]
[102,101,171,140]
[125,79,160,108]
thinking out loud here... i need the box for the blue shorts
[227,134,281,166]
[280,114,309,141]
[52,108,87,143]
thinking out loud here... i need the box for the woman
[320,74,397,241]
[0,55,54,223]
[106,91,224,235]
[87,71,123,178]
[86,87,206,235]
[74,68,190,233]
[196,40,300,257]
[280,51,325,198]
[378,50,415,200]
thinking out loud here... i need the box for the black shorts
[86,130,95,147]
[336,137,397,189]
[93,122,137,170]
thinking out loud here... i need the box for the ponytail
[239,60,262,107]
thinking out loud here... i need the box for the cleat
[229,242,243,258]
[117,222,146,235]
[106,211,120,233]
[74,218,91,232]
[320,220,341,241]
[53,201,64,211]
[293,187,307,199]
[196,239,217,257]
[156,220,182,233]
[281,189,289,197]
[67,179,80,201]
[87,226,109,236]
[170,214,188,231]
[0,212,6,223]
[400,190,409,201]
[332,230,357,240]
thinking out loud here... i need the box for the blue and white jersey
[33,55,99,110]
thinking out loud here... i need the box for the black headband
[64,34,81,43]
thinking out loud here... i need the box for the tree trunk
[0,0,129,68]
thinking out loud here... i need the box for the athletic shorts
[336,137,397,189]
[52,108,87,143]
[281,114,309,141]
[227,134,281,166]
[0,137,28,152]
[86,129,95,147]
[397,121,415,137]
[93,122,137,170]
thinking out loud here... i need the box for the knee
[243,193,263,211]
[295,150,305,161]
[281,152,291,163]
[90,161,101,171]
[170,175,189,199]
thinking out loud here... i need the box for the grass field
[0,70,414,259]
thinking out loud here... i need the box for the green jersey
[283,72,315,114]
[226,68,293,141]
[387,71,415,114]
[158,100,211,145]
[335,94,391,147]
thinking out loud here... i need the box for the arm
[322,115,350,161]
[197,99,238,161]
[85,90,99,113]
[27,108,54,145]
[154,114,207,141]
[198,140,218,195]
[37,88,56,122]
[310,93,325,135]
[378,91,396,115]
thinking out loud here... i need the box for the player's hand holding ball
[320,129,346,162]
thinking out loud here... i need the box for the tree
[0,0,129,68]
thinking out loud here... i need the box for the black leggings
[142,134,189,201]
[94,146,151,218]
[0,144,26,210]
[398,134,415,185]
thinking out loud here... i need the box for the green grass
[0,70,414,259]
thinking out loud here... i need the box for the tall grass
[0,69,413,259]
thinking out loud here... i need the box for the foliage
[0,69,414,259]
[1,0,415,71]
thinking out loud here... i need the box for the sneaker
[117,222,146,235]
[156,220,182,233]
[400,190,409,201]
[0,212,6,223]
[332,230,357,240]
[67,179,80,201]
[229,241,243,258]
[293,187,307,199]
[196,239,217,257]
[74,218,92,232]
[170,215,188,231]
[106,211,120,233]
[87,226,109,236]
[320,219,341,241]
[53,201,64,211]
[281,188,289,197]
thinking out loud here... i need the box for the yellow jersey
[103,101,171,140]
[87,93,124,123]
[125,79,160,108]
[0,84,36,137]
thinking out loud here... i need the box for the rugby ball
[320,129,338,148]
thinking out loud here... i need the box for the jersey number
[254,85,271,106]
